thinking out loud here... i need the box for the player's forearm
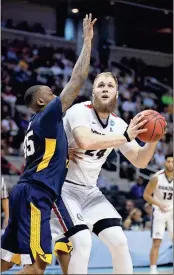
[2,198,9,220]
[143,193,160,208]
[71,38,92,82]
[60,39,92,112]
[136,142,158,168]
[78,133,127,150]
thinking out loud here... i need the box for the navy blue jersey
[20,97,68,197]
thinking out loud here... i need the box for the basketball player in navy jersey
[1,14,97,275]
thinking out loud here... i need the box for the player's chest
[157,179,173,193]
[89,115,117,135]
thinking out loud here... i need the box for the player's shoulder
[151,169,164,182]
[67,101,92,114]
[155,169,165,177]
[154,169,165,179]
[109,114,128,129]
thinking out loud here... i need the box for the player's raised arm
[60,14,97,113]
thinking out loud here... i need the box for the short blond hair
[94,72,118,87]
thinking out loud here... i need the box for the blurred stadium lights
[71,8,79,13]
[110,0,116,5]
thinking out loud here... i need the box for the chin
[93,97,117,113]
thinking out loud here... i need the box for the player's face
[165,157,173,172]
[36,86,56,107]
[92,75,118,113]
[132,209,142,221]
[126,201,134,212]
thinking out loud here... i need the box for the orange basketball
[137,110,166,142]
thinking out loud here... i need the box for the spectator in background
[143,203,152,230]
[98,38,110,69]
[32,23,45,34]
[154,149,165,169]
[122,96,136,113]
[19,113,29,131]
[130,177,145,199]
[5,19,14,29]
[119,158,135,181]
[121,199,135,221]
[123,208,144,231]
[1,177,9,230]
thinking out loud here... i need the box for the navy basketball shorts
[1,182,54,265]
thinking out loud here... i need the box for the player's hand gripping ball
[137,110,167,142]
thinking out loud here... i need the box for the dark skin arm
[60,14,97,113]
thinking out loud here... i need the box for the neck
[165,170,173,179]
[97,111,110,119]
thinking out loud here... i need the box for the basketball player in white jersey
[51,72,164,274]
[143,154,173,274]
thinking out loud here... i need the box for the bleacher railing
[2,27,76,49]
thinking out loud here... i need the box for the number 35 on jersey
[23,130,35,159]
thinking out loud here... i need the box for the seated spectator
[122,96,136,113]
[5,19,14,29]
[2,116,19,137]
[119,159,135,181]
[19,114,29,131]
[97,174,114,190]
[32,23,45,34]
[121,199,135,221]
[143,203,152,230]
[154,149,165,169]
[123,208,144,231]
[16,20,31,32]
[130,177,145,199]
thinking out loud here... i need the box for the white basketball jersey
[153,170,173,209]
[63,101,137,186]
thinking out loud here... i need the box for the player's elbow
[75,138,90,150]
[134,158,149,169]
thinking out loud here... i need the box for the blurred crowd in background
[2,18,47,35]
[1,19,173,231]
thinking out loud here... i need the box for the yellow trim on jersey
[30,202,52,264]
[37,138,56,172]
[54,241,73,255]
[11,254,21,265]
[66,159,69,168]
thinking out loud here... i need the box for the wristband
[124,127,131,142]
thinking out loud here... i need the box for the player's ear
[36,98,45,107]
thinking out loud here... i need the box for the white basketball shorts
[151,207,173,239]
[51,181,122,241]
